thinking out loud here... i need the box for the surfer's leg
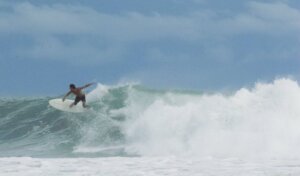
[69,102,75,108]
[82,101,88,108]
[82,95,88,108]
[71,96,80,108]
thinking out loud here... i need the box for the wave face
[1,78,300,158]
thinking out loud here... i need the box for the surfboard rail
[49,98,87,113]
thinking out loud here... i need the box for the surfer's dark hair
[69,84,76,89]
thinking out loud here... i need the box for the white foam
[1,157,300,175]
[121,78,300,159]
[86,83,109,103]
[73,145,125,153]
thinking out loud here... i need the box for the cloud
[0,2,199,40]
[16,36,126,64]
[0,2,98,35]
[239,2,299,34]
[249,1,300,21]
[0,1,300,65]
[0,2,202,64]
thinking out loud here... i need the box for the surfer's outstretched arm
[79,83,95,89]
[62,91,71,101]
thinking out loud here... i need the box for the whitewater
[1,78,300,175]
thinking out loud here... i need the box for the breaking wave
[1,78,300,159]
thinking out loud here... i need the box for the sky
[1,0,300,96]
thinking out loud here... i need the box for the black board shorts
[74,95,86,105]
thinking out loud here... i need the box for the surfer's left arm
[80,83,95,89]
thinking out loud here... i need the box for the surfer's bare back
[63,83,95,108]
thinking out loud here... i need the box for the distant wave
[1,79,300,159]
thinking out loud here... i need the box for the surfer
[62,83,94,108]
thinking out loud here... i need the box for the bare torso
[71,88,84,97]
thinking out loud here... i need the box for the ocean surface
[1,78,300,175]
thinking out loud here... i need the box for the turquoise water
[0,85,133,157]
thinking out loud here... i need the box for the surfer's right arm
[62,91,71,101]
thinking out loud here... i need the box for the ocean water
[1,78,300,175]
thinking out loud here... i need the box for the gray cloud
[1,0,300,94]
[0,1,299,65]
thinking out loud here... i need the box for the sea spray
[122,78,300,158]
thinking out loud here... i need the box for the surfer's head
[69,84,76,89]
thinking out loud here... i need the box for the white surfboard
[49,98,87,113]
